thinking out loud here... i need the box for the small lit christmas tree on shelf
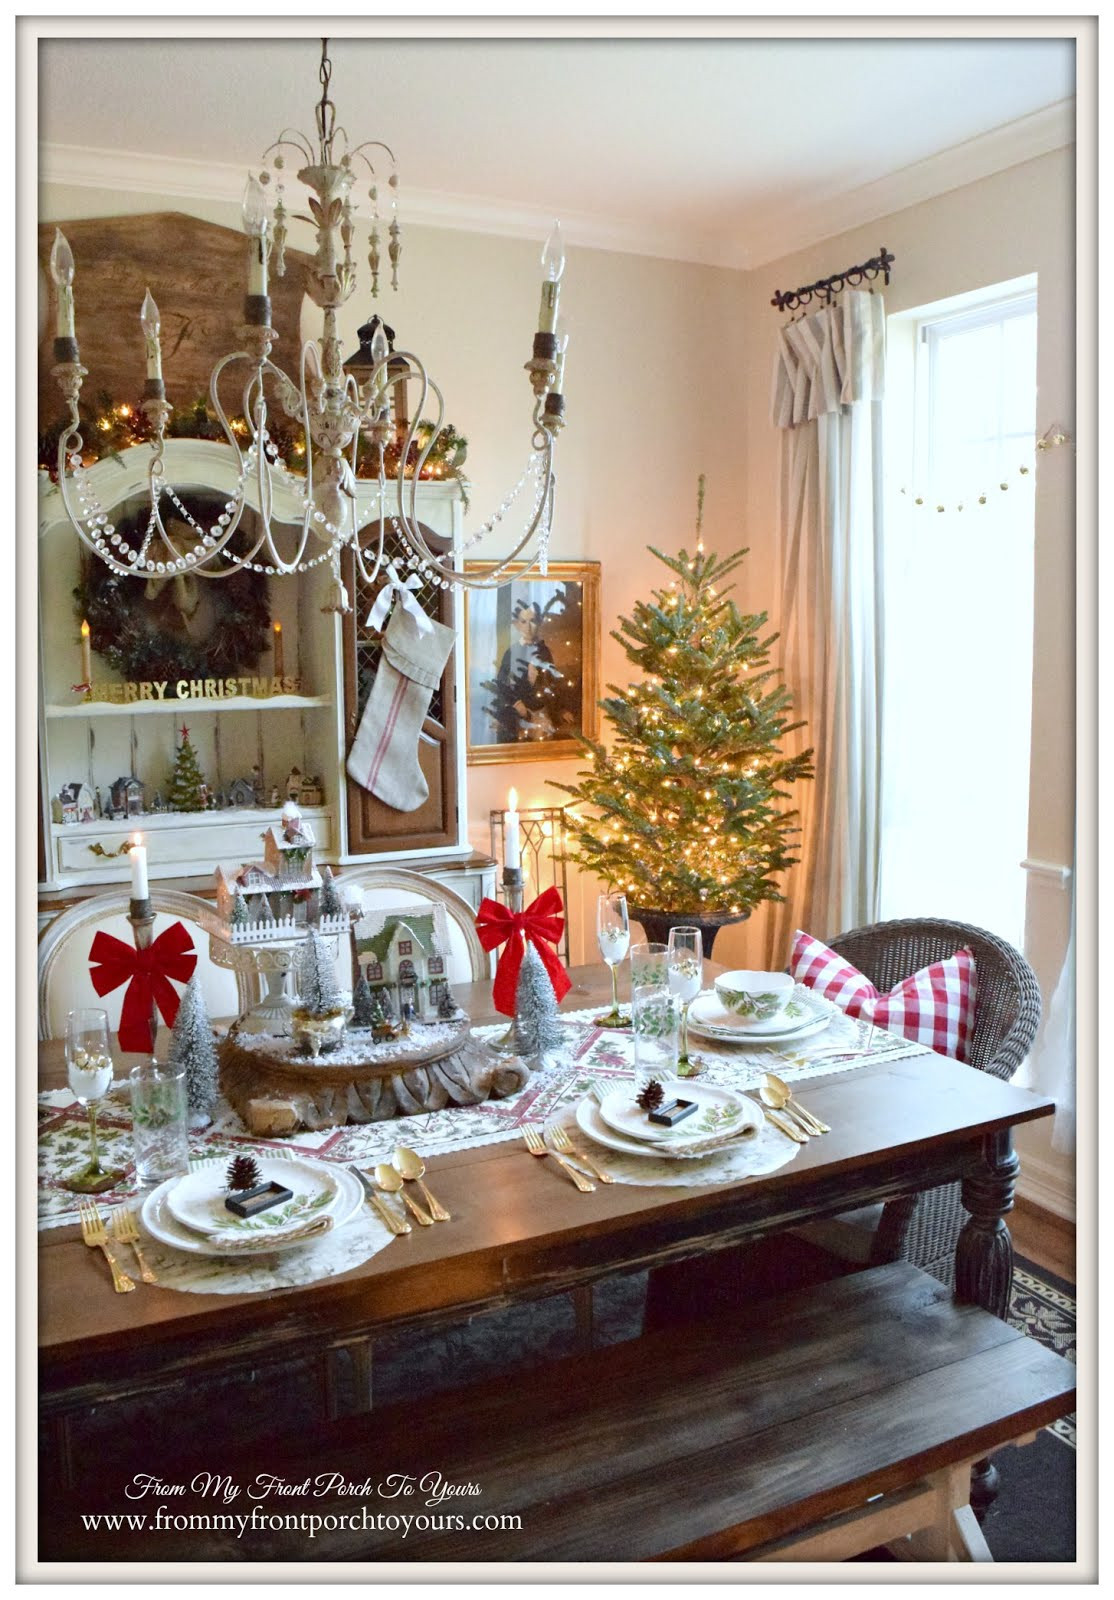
[168,723,206,813]
[553,479,813,940]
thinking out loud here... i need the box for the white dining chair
[332,866,491,987]
[37,889,254,1041]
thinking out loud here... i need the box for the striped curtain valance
[770,290,886,428]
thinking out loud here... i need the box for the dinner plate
[141,1164,363,1257]
[575,1095,760,1160]
[166,1155,340,1237]
[597,1079,759,1148]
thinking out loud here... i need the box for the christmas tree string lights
[554,513,813,916]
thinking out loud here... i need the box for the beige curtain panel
[766,290,886,966]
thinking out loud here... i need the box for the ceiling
[37,30,1076,270]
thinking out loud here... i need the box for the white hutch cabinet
[38,441,494,917]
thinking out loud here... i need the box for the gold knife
[350,1166,411,1235]
[762,1107,808,1144]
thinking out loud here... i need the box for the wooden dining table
[38,961,1056,1502]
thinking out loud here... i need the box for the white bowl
[713,969,795,1024]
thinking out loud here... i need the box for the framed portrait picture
[464,561,600,764]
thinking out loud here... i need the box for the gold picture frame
[464,561,601,764]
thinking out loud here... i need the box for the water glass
[631,982,680,1080]
[630,941,668,989]
[129,1062,190,1187]
[63,1007,125,1193]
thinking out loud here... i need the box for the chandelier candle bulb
[129,834,149,901]
[272,620,284,678]
[242,176,269,296]
[50,228,76,339]
[538,220,565,334]
[139,290,162,382]
[370,323,390,408]
[505,789,521,870]
[79,619,92,686]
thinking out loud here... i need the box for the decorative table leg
[955,1128,1019,1319]
[955,1128,1021,1520]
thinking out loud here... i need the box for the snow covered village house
[57,781,96,824]
[355,912,451,1022]
[262,801,320,887]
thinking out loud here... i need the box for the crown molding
[38,142,728,269]
[730,99,1075,271]
[41,98,1073,276]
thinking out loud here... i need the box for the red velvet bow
[475,886,572,1018]
[88,921,198,1052]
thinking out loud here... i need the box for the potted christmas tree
[554,479,813,957]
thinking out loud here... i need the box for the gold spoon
[756,1084,810,1141]
[392,1146,451,1221]
[763,1072,830,1134]
[374,1163,434,1226]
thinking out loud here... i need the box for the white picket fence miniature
[226,911,350,946]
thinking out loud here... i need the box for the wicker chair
[644,916,1043,1331]
[799,916,1043,1284]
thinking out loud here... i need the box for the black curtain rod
[771,248,895,314]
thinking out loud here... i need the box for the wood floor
[1011,1197,1075,1283]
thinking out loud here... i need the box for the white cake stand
[209,929,345,1035]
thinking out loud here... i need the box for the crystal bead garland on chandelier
[47,38,568,612]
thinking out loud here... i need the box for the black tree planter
[628,907,749,961]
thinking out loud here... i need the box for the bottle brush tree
[554,484,813,916]
[166,973,219,1124]
[295,929,343,1018]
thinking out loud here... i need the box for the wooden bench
[43,1262,1074,1564]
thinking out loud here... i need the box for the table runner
[39,993,924,1232]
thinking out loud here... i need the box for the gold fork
[111,1206,157,1284]
[79,1202,135,1294]
[547,1124,614,1184]
[523,1125,595,1191]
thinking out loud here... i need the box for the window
[879,286,1038,948]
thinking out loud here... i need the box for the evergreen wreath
[73,492,272,685]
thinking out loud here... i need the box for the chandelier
[47,38,568,612]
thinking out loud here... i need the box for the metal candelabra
[127,896,160,1056]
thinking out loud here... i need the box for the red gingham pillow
[790,930,978,1062]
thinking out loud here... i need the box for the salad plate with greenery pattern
[145,1160,359,1255]
[596,1079,760,1151]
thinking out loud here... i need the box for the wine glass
[667,927,703,1074]
[64,1007,125,1193]
[595,892,631,1027]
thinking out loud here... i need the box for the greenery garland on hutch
[38,439,491,910]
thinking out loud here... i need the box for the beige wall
[41,148,1075,1205]
[39,180,748,969]
[727,148,1076,1210]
